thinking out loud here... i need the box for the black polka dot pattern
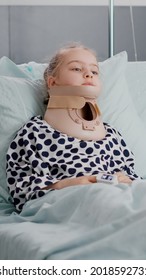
[6,116,140,212]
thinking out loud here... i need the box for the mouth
[82,83,94,86]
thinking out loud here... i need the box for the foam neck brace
[48,85,100,99]
[44,85,106,141]
[47,85,101,114]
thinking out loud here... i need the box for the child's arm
[114,129,141,180]
[6,126,59,212]
[42,175,97,190]
[43,172,132,191]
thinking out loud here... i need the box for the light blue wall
[0,6,145,63]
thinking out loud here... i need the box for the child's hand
[43,172,132,191]
[43,175,97,190]
[115,172,132,184]
[53,175,97,189]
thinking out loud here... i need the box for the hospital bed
[1,50,146,259]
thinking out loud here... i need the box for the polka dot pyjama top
[6,116,140,211]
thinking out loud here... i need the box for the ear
[47,76,56,88]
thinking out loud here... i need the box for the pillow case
[0,76,46,190]
[126,61,146,129]
[0,56,31,79]
[0,56,47,80]
[98,51,146,178]
[18,61,47,80]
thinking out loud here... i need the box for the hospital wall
[0,6,145,63]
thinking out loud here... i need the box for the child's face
[48,49,101,91]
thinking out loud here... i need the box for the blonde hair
[43,42,97,103]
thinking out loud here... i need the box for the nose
[84,71,93,79]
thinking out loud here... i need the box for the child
[6,43,140,212]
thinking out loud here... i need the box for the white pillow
[0,56,47,80]
[125,61,146,129]
[98,51,146,177]
[0,76,46,190]
[0,56,31,78]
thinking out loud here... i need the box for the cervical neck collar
[44,86,106,141]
